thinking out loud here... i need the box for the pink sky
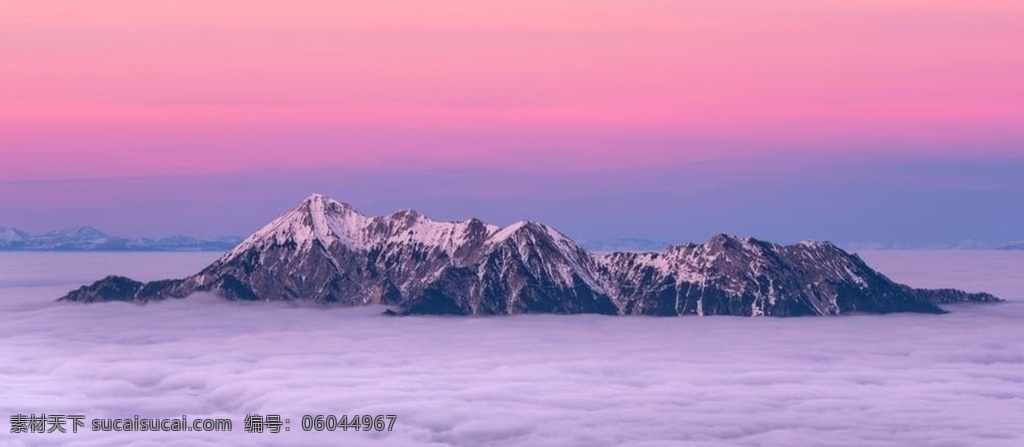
[2,0,1022,180]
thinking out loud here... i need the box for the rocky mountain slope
[59,194,1001,316]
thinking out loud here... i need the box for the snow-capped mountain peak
[224,194,502,261]
[224,193,368,257]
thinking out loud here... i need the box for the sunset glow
[4,0,1022,180]
[2,1,1022,245]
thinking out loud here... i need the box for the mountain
[59,194,1002,316]
[0,227,31,249]
[580,238,671,253]
[0,227,242,252]
[996,242,1024,250]
[843,240,999,250]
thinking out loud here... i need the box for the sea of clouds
[1,251,1021,447]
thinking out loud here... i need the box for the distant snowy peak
[581,237,670,253]
[0,227,30,246]
[41,226,108,240]
[0,226,240,252]
[997,241,1024,250]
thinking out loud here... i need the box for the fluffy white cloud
[0,251,1021,446]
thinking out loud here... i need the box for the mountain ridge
[996,241,1024,250]
[58,194,1002,316]
[0,226,241,252]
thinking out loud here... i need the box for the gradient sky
[2,1,1022,245]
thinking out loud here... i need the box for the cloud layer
[1,251,1021,446]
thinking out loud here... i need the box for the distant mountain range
[579,238,671,253]
[843,241,1024,251]
[60,194,1000,316]
[5,224,1019,253]
[0,226,241,252]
